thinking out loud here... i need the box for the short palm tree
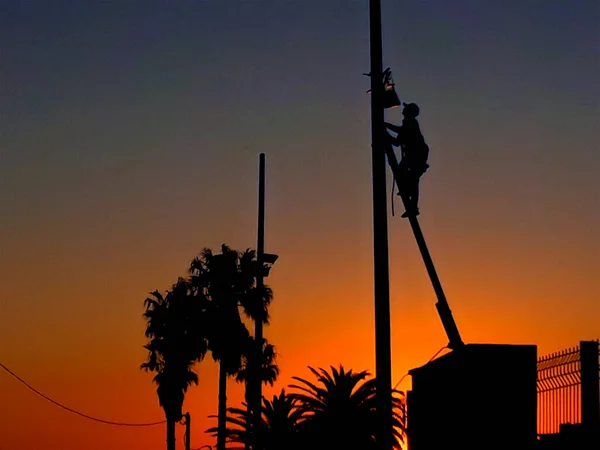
[141,278,209,450]
[207,389,303,450]
[289,365,407,450]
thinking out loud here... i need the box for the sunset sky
[1,1,598,448]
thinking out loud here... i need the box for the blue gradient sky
[1,1,598,449]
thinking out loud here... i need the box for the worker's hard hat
[403,103,420,117]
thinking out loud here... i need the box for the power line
[0,361,165,427]
[393,346,448,390]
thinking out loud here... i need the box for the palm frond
[288,365,407,449]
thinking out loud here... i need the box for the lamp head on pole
[382,68,401,109]
[364,67,401,109]
[252,253,279,277]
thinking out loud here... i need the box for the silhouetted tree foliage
[207,389,304,450]
[208,365,406,450]
[141,278,208,450]
[188,244,274,450]
[236,337,280,401]
[290,365,406,450]
[234,336,280,450]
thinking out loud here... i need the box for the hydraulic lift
[384,141,464,350]
[370,67,465,350]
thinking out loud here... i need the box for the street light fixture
[382,68,401,109]
[252,253,278,277]
[365,67,402,110]
[263,253,278,265]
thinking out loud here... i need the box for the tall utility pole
[250,152,266,449]
[369,1,394,449]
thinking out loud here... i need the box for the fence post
[580,341,599,428]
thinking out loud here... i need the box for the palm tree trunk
[244,382,251,450]
[217,362,228,450]
[166,418,176,450]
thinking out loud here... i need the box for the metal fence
[537,340,600,435]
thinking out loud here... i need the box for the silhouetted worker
[385,102,430,218]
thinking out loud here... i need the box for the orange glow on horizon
[2,2,598,449]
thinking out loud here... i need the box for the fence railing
[537,340,599,435]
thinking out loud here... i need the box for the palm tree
[236,337,280,403]
[289,365,407,450]
[207,389,303,450]
[234,249,274,448]
[189,244,271,450]
[235,337,280,450]
[141,278,209,450]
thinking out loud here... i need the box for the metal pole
[369,1,393,449]
[250,153,266,449]
[185,413,191,450]
[580,341,600,428]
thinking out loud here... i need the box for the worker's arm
[385,122,403,134]
[386,131,403,147]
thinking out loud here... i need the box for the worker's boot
[401,208,419,218]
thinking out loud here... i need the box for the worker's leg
[400,172,418,217]
[398,178,412,216]
[396,163,409,198]
[412,176,421,215]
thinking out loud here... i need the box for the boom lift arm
[384,144,465,350]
